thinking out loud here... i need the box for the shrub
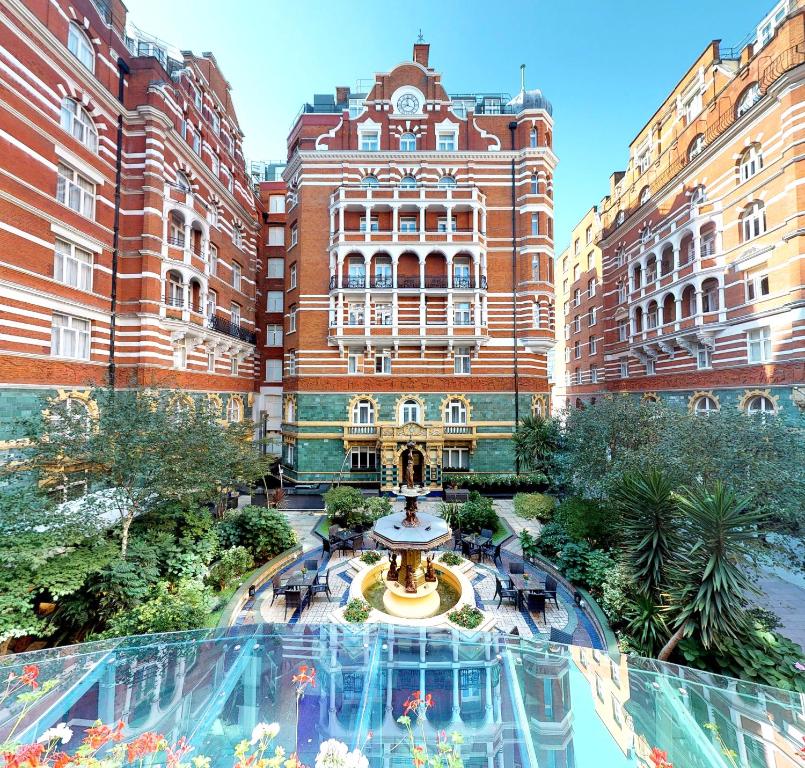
[439,502,463,529]
[520,529,540,562]
[207,546,254,590]
[448,605,484,630]
[535,521,572,558]
[214,511,243,550]
[363,496,392,518]
[360,551,382,565]
[746,606,781,632]
[459,492,499,534]
[323,486,365,525]
[598,563,635,624]
[555,541,591,584]
[443,472,548,490]
[514,493,556,522]
[555,497,617,548]
[344,599,371,624]
[583,549,617,597]
[238,506,297,562]
[439,551,463,566]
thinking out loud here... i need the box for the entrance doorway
[401,446,425,486]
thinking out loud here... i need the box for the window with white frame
[289,262,297,289]
[265,359,282,381]
[589,335,597,355]
[208,243,218,276]
[359,215,379,232]
[437,175,457,188]
[400,399,421,424]
[636,146,651,173]
[741,202,766,241]
[352,399,375,424]
[574,314,581,333]
[400,216,417,233]
[233,226,243,249]
[736,83,761,117]
[206,288,217,316]
[639,186,650,205]
[617,283,627,303]
[51,313,90,359]
[269,195,285,213]
[747,326,771,362]
[454,302,472,326]
[359,131,379,151]
[350,446,378,470]
[288,304,297,333]
[697,344,712,369]
[746,395,775,415]
[211,111,220,135]
[232,261,241,290]
[290,223,298,247]
[618,321,628,341]
[267,258,284,278]
[574,340,581,359]
[209,204,218,228]
[399,175,417,189]
[267,291,283,312]
[268,226,285,246]
[645,358,655,375]
[348,302,365,326]
[266,324,283,346]
[443,447,468,470]
[67,23,94,72]
[210,152,219,176]
[288,350,297,375]
[573,288,581,307]
[375,303,392,326]
[590,364,598,383]
[588,277,596,297]
[207,350,215,372]
[347,353,360,374]
[532,302,540,328]
[444,399,467,424]
[348,98,364,119]
[688,134,705,161]
[400,133,416,151]
[436,131,457,151]
[54,238,93,291]
[739,145,763,182]
[56,163,95,218]
[230,302,241,327]
[682,88,702,123]
[531,174,538,194]
[285,441,295,466]
[529,128,537,148]
[360,175,379,189]
[226,397,242,422]
[531,214,540,236]
[454,346,471,374]
[694,395,718,415]
[173,340,187,370]
[564,348,570,363]
[188,81,202,111]
[375,354,391,374]
[619,360,628,378]
[589,307,597,326]
[60,98,98,152]
[746,272,770,301]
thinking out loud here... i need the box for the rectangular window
[574,315,581,333]
[265,359,282,381]
[288,350,297,375]
[290,223,298,247]
[350,446,377,471]
[454,302,472,326]
[208,244,218,276]
[400,216,417,233]
[267,291,283,312]
[375,354,391,374]
[590,364,598,383]
[266,324,283,346]
[288,304,297,333]
[437,132,456,151]
[348,99,363,119]
[348,353,360,374]
[359,131,379,151]
[375,303,392,326]
[206,289,217,317]
[211,111,220,135]
[574,341,581,359]
[232,262,241,290]
[565,348,570,363]
[618,322,628,342]
[746,273,770,301]
[230,303,241,327]
[207,351,215,373]
[619,360,628,378]
[268,227,285,246]
[348,303,365,326]
[289,262,297,289]
[442,448,468,470]
[269,195,285,213]
[54,238,92,291]
[531,214,540,236]
[210,152,219,176]
[267,258,284,278]
[747,326,771,363]
[285,442,295,466]
[645,358,655,375]
[574,238,580,255]
[359,216,379,232]
[230,356,238,375]
[454,347,471,374]
[588,277,596,297]
[589,307,597,326]
[174,341,187,370]
[56,163,95,218]
[51,313,90,359]
[697,345,712,369]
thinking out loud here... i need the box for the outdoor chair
[549,627,574,645]
[451,529,463,551]
[508,561,524,576]
[328,525,341,542]
[527,592,546,621]
[544,575,560,609]
[321,538,332,558]
[462,538,481,561]
[482,540,502,566]
[494,575,518,608]
[270,574,288,605]
[309,569,332,602]
[284,589,303,620]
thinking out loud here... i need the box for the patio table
[509,572,546,595]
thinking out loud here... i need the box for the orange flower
[411,745,426,768]
[83,721,125,750]
[3,743,44,768]
[52,753,73,768]
[649,747,673,768]
[20,666,39,690]
[126,732,163,763]
[165,736,191,768]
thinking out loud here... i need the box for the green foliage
[458,492,499,534]
[626,595,670,656]
[554,497,617,549]
[324,487,387,530]
[442,472,548,490]
[448,605,484,629]
[438,502,463,529]
[519,529,540,561]
[745,606,781,632]
[513,493,556,522]
[512,415,561,474]
[101,579,211,637]
[613,470,680,599]
[236,506,297,562]
[207,546,254,590]
[533,521,572,558]
[598,563,635,623]
[359,551,382,565]
[439,551,463,566]
[344,599,371,623]
[554,541,591,584]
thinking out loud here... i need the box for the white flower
[37,723,73,745]
[314,739,349,767]
[344,749,369,768]
[250,721,280,744]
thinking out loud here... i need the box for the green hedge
[443,472,548,490]
[513,493,556,522]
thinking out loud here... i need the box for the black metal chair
[452,528,463,551]
[304,559,319,572]
[270,574,288,605]
[544,575,559,609]
[482,540,502,565]
[462,538,481,561]
[328,525,341,542]
[284,589,303,620]
[309,569,332,602]
[527,592,546,621]
[321,538,332,558]
[509,561,524,576]
[494,576,518,608]
[549,627,573,645]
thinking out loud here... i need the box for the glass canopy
[0,624,802,767]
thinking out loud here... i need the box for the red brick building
[0,0,259,465]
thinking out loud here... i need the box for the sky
[127,0,771,248]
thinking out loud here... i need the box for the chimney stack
[413,42,430,68]
[335,86,350,104]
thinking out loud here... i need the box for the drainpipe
[508,121,520,474]
[108,56,130,388]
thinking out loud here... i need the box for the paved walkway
[492,498,543,556]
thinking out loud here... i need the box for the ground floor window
[285,442,295,466]
[442,447,468,470]
[350,446,378,470]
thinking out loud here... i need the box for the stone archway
[400,445,426,487]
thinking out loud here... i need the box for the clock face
[397,94,420,114]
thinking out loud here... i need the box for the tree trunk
[120,513,134,558]
[658,623,686,661]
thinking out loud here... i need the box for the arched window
[351,399,375,424]
[67,22,94,72]
[736,83,761,118]
[687,133,705,161]
[437,175,457,188]
[399,175,417,188]
[690,185,706,207]
[739,144,763,182]
[529,128,537,148]
[531,174,538,194]
[226,397,243,423]
[286,399,296,422]
[533,398,544,417]
[400,399,420,424]
[60,98,98,152]
[640,226,652,244]
[741,201,766,242]
[639,186,650,205]
[701,278,720,313]
[444,398,467,425]
[745,395,775,415]
[693,395,719,415]
[176,171,192,193]
[400,133,416,151]
[361,175,379,188]
[616,210,625,226]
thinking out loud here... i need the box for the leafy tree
[323,486,366,526]
[612,470,680,600]
[208,546,254,590]
[513,415,560,474]
[554,497,617,549]
[459,492,499,534]
[236,506,296,562]
[20,386,268,557]
[659,482,765,660]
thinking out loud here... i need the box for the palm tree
[658,482,764,661]
[613,469,680,600]
[512,415,560,474]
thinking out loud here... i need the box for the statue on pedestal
[424,553,436,582]
[404,564,417,594]
[386,552,398,581]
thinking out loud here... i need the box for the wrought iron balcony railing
[207,313,256,344]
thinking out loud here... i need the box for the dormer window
[736,83,761,117]
[67,23,94,72]
[437,131,457,151]
[359,131,379,151]
[400,133,416,151]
